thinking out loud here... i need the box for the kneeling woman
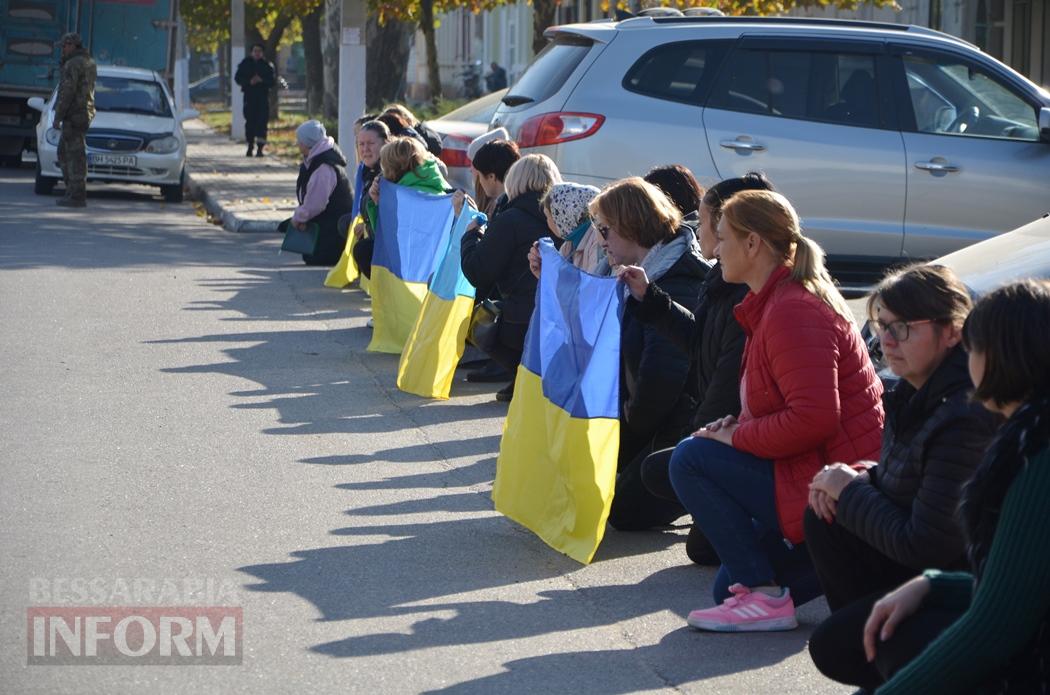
[291,120,355,266]
[853,280,1050,694]
[670,190,884,632]
[806,264,997,690]
[589,178,708,468]
[349,119,390,278]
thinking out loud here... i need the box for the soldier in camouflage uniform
[54,32,96,208]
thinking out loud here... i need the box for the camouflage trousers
[57,121,88,200]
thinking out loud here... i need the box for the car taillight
[440,134,472,168]
[516,112,604,148]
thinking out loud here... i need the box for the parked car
[491,16,1050,288]
[28,65,197,202]
[425,89,507,190]
[853,212,1050,383]
[189,73,225,103]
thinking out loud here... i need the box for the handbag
[467,298,502,353]
[279,218,320,255]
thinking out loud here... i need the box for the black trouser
[608,446,686,531]
[352,236,374,279]
[809,590,962,690]
[487,320,528,377]
[244,104,269,143]
[803,507,917,613]
[303,222,346,267]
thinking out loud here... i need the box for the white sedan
[27,65,197,202]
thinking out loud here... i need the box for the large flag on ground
[493,238,624,564]
[397,206,488,399]
[367,179,455,354]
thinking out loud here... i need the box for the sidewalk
[184,119,299,234]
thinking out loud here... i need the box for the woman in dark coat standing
[234,43,275,157]
[609,174,774,554]
[461,154,562,402]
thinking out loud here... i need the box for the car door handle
[720,139,766,152]
[914,160,960,173]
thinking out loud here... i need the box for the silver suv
[491,17,1050,285]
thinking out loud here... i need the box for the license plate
[89,153,136,167]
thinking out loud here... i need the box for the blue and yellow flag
[324,214,364,290]
[367,179,455,354]
[493,239,624,564]
[397,206,488,399]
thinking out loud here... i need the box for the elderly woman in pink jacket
[291,120,354,266]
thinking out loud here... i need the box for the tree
[182,0,323,118]
[322,0,340,119]
[301,4,325,113]
[366,15,415,109]
[369,0,517,104]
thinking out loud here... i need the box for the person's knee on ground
[808,596,884,691]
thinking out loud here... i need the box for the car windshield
[93,76,172,118]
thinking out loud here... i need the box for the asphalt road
[0,169,847,693]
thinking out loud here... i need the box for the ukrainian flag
[367,179,455,354]
[397,206,488,399]
[325,163,365,290]
[493,238,624,564]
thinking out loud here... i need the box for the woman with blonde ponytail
[668,189,884,633]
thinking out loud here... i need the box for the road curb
[185,167,280,234]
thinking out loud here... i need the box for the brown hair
[382,103,417,124]
[963,279,1050,407]
[721,190,852,321]
[380,137,428,182]
[867,264,972,327]
[589,177,681,249]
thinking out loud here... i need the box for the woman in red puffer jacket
[668,190,883,633]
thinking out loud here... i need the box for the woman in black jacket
[805,264,999,690]
[588,177,707,469]
[349,120,390,279]
[609,174,772,559]
[461,154,562,402]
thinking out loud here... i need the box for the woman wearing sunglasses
[806,264,998,690]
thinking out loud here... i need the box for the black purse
[467,298,502,353]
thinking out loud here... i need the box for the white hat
[296,120,326,148]
[467,127,511,162]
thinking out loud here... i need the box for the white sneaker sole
[687,615,798,632]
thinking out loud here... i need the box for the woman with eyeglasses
[588,177,708,469]
[806,264,998,690]
[847,280,1050,694]
[668,190,884,633]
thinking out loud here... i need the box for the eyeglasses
[592,219,611,240]
[867,318,937,343]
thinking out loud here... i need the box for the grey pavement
[184,119,298,234]
[0,166,846,693]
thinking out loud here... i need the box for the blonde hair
[588,177,681,248]
[721,190,852,322]
[503,154,562,201]
[380,137,428,183]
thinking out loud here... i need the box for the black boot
[255,140,265,157]
[245,140,254,157]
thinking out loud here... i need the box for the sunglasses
[592,219,611,240]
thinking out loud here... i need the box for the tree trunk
[420,0,441,103]
[302,6,324,114]
[365,16,413,110]
[322,0,340,120]
[218,41,228,110]
[532,0,558,56]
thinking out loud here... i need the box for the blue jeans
[669,437,820,604]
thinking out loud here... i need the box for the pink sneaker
[687,584,798,632]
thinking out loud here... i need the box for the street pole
[230,0,245,141]
[338,0,367,162]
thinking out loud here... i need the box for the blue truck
[0,0,176,163]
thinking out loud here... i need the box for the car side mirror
[179,108,200,122]
[1040,107,1050,143]
[27,97,46,112]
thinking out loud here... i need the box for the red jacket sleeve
[732,300,843,459]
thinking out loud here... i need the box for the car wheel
[34,168,58,195]
[161,169,185,203]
